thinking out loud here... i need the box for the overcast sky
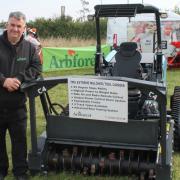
[0,0,180,22]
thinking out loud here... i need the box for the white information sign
[68,77,128,122]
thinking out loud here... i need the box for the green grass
[5,68,180,180]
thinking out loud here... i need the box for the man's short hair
[8,11,26,23]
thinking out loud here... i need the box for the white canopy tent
[107,11,180,57]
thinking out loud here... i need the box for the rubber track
[171,86,180,150]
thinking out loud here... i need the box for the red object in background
[67,49,76,56]
[171,41,180,48]
[168,41,180,69]
[113,33,117,48]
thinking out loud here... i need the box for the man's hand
[3,78,21,92]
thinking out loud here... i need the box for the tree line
[0,17,107,39]
[27,17,107,39]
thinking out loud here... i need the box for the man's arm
[0,73,21,92]
[3,77,21,92]
[0,45,42,92]
[0,73,6,86]
[15,46,42,83]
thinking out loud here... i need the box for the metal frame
[21,4,173,179]
[21,75,171,174]
[94,4,162,74]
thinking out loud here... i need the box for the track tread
[171,86,180,150]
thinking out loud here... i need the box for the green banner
[42,45,110,72]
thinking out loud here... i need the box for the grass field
[4,67,180,180]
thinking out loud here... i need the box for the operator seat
[112,42,142,79]
[112,42,142,119]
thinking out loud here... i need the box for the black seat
[112,42,142,79]
[112,42,142,119]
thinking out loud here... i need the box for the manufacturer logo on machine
[37,86,47,94]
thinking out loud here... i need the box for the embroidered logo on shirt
[16,57,27,61]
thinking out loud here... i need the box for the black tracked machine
[21,4,179,180]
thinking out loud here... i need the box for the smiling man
[0,12,41,180]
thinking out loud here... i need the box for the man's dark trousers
[0,106,28,177]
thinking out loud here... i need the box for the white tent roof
[129,11,180,22]
[162,11,180,21]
